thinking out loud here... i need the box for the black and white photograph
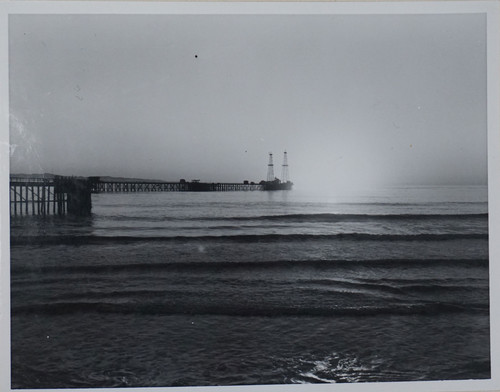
[1,1,499,391]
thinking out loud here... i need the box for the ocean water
[10,185,490,388]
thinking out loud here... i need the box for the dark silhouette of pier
[10,152,292,217]
[9,175,291,217]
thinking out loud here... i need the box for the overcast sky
[9,13,487,189]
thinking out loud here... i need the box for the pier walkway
[9,175,265,217]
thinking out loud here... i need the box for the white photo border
[1,1,499,392]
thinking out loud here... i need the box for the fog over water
[9,13,487,191]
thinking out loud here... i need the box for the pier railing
[90,180,263,193]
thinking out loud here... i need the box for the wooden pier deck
[10,175,267,217]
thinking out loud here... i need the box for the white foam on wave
[294,352,379,384]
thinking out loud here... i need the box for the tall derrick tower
[267,153,275,182]
[281,151,289,183]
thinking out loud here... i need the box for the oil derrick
[267,153,275,181]
[281,151,289,183]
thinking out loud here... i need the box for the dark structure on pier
[261,151,293,190]
[10,153,293,217]
[10,175,93,217]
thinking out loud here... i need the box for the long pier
[9,175,271,217]
[90,178,263,193]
